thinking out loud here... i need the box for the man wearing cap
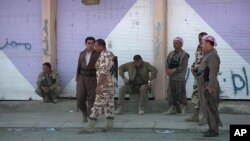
[164,37,189,116]
[198,35,222,137]
[115,55,158,115]
[185,32,208,125]
[76,37,99,122]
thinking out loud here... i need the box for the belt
[80,69,96,77]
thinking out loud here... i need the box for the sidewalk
[0,100,250,132]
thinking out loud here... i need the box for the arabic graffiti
[0,38,32,51]
[231,67,249,96]
[42,19,49,56]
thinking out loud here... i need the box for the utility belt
[80,68,96,77]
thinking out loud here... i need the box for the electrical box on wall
[81,0,100,5]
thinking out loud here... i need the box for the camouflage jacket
[191,45,204,73]
[36,70,60,90]
[95,50,115,87]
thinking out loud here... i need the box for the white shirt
[85,51,92,66]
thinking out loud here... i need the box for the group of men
[35,33,222,137]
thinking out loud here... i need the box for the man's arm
[75,53,82,82]
[49,72,60,90]
[118,63,128,79]
[147,63,158,80]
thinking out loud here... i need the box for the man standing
[115,55,158,115]
[185,32,208,125]
[79,39,116,133]
[76,37,99,122]
[164,37,189,116]
[35,62,61,103]
[198,35,222,137]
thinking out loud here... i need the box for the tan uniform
[35,70,61,102]
[198,48,222,133]
[117,61,158,110]
[76,50,99,118]
[89,50,115,120]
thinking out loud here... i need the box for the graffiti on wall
[231,67,249,96]
[0,38,32,51]
[42,19,49,56]
[186,66,249,98]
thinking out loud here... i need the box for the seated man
[35,62,62,103]
[115,55,158,115]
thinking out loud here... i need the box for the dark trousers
[76,75,97,118]
[167,79,187,106]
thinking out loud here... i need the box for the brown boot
[115,105,123,115]
[78,119,96,134]
[185,110,199,122]
[163,106,176,115]
[177,104,186,116]
[102,119,114,132]
[198,116,207,126]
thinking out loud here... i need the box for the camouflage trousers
[190,80,200,111]
[89,86,115,120]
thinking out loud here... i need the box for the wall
[0,0,42,100]
[58,0,154,98]
[167,0,250,99]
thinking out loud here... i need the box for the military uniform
[89,50,115,120]
[198,48,222,136]
[186,45,207,124]
[116,61,157,114]
[165,48,189,115]
[76,50,99,120]
[35,70,61,103]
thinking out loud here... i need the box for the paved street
[0,128,229,141]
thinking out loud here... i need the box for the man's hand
[166,69,174,76]
[123,78,129,85]
[41,87,50,93]
[206,87,215,94]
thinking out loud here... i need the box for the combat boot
[102,119,114,132]
[78,119,96,134]
[185,110,199,122]
[198,115,207,126]
[177,104,186,116]
[163,106,176,115]
[138,107,144,115]
[115,105,123,115]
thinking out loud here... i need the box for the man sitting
[35,62,61,103]
[115,55,158,115]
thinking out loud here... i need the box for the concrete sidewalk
[0,112,250,131]
[0,99,250,132]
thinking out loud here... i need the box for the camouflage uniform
[35,70,61,102]
[89,50,115,120]
[190,45,204,111]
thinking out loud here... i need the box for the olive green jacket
[36,70,60,90]
[119,61,158,83]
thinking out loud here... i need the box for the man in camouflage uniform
[185,32,208,125]
[76,37,99,122]
[35,62,61,103]
[79,39,116,133]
